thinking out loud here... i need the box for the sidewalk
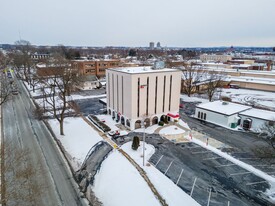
[190,130,231,149]
[155,122,231,149]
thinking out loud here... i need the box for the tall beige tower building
[106,66,181,130]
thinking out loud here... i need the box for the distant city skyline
[1,0,275,47]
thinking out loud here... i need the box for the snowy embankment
[48,117,103,170]
[92,149,162,206]
[93,142,200,206]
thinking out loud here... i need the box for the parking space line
[192,151,212,154]
[246,181,268,186]
[190,177,197,197]
[188,146,201,149]
[215,163,235,168]
[164,161,174,175]
[203,157,223,161]
[229,171,252,176]
[207,188,212,206]
[250,164,275,168]
[176,169,184,185]
[155,155,163,167]
[238,157,261,160]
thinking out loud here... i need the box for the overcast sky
[1,0,275,47]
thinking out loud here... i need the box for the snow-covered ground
[134,124,161,134]
[48,117,103,170]
[180,94,209,103]
[92,149,162,206]
[47,115,200,205]
[221,88,275,110]
[159,125,186,135]
[93,142,200,206]
[181,88,275,111]
[70,94,106,100]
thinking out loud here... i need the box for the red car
[179,104,184,108]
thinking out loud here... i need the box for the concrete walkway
[154,122,230,149]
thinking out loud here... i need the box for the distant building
[71,59,121,77]
[36,62,73,77]
[76,75,100,90]
[156,42,161,48]
[106,66,181,130]
[149,42,155,50]
[31,53,50,61]
[200,54,232,63]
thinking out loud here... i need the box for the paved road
[2,78,86,206]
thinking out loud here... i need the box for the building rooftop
[239,108,275,121]
[197,100,251,116]
[108,66,179,74]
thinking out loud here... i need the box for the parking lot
[116,133,271,206]
[73,92,274,206]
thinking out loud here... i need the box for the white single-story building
[77,75,100,90]
[239,108,275,132]
[195,101,251,129]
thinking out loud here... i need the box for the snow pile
[178,119,190,130]
[96,114,121,132]
[159,126,186,135]
[92,149,161,206]
[48,117,103,170]
[134,124,160,134]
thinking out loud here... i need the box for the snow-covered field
[181,89,275,110]
[48,117,103,170]
[181,88,275,111]
[221,88,275,110]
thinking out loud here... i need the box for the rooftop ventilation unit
[222,101,229,105]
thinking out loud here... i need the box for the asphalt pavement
[2,77,86,206]
[116,133,271,206]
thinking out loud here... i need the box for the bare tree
[258,121,275,150]
[1,140,46,206]
[181,63,205,97]
[0,51,12,105]
[12,40,34,84]
[204,71,225,102]
[40,54,80,135]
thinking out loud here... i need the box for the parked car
[108,130,120,137]
[12,90,19,95]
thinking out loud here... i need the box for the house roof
[196,100,251,116]
[239,108,275,121]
